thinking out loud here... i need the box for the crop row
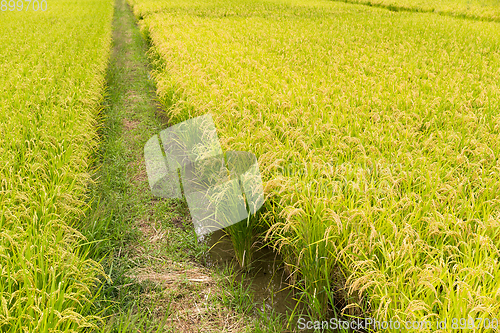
[334,0,500,22]
[0,0,113,331]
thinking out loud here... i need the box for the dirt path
[84,0,261,331]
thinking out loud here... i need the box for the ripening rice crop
[334,0,500,22]
[129,0,500,330]
[0,0,113,331]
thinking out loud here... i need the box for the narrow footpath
[84,0,264,331]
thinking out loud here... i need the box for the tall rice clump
[0,0,113,331]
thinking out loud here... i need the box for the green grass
[127,0,500,330]
[0,0,113,331]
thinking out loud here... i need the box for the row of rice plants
[129,0,500,329]
[0,0,113,331]
[334,0,500,21]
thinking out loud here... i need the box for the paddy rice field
[1,0,500,331]
[337,0,500,21]
[0,0,113,331]
[127,0,500,330]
